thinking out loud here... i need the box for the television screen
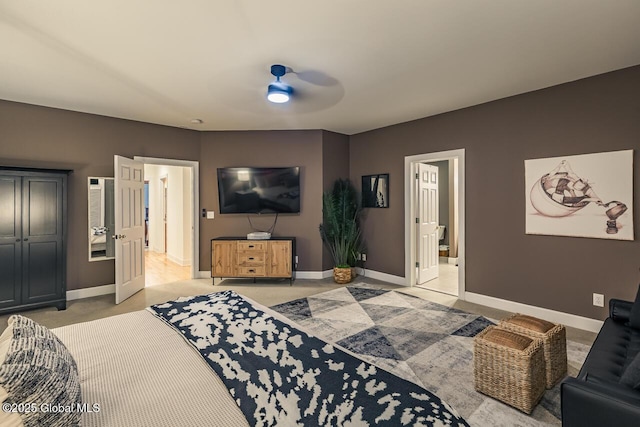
[217,167,301,214]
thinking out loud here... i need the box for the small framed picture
[362,174,389,208]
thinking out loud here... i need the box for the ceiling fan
[266,65,293,103]
[266,64,339,104]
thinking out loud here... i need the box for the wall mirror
[88,177,115,261]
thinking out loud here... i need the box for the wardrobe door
[0,176,22,309]
[21,175,65,304]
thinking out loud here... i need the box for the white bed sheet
[53,310,249,427]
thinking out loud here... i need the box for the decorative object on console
[362,173,389,208]
[319,179,364,283]
[525,150,633,240]
[246,231,271,240]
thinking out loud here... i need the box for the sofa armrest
[609,298,633,322]
[562,376,640,427]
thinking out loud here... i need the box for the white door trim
[134,156,199,279]
[404,149,466,299]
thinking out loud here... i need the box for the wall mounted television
[217,167,301,214]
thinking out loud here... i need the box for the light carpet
[270,284,591,426]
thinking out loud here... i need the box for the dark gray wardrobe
[0,168,68,314]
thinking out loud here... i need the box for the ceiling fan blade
[289,69,338,87]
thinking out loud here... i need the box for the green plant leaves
[319,179,364,267]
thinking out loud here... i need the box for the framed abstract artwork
[525,150,633,240]
[362,174,389,208]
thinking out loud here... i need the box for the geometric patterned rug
[270,284,591,427]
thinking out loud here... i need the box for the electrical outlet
[361,253,367,262]
[593,293,604,307]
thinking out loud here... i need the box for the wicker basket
[499,313,567,388]
[333,267,352,284]
[474,326,546,414]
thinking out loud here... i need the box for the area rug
[270,284,591,427]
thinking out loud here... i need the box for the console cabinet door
[0,176,22,309]
[268,241,291,277]
[212,240,237,277]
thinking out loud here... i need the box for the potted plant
[319,179,364,284]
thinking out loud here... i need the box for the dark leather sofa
[561,298,640,426]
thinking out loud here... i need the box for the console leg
[56,301,67,311]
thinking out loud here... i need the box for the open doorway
[405,149,465,298]
[144,165,190,286]
[134,157,200,288]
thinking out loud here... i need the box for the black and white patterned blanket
[148,291,469,427]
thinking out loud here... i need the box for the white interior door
[417,163,439,284]
[114,155,145,304]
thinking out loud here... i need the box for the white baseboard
[465,291,604,333]
[67,284,115,301]
[296,270,333,279]
[167,253,191,267]
[198,270,211,279]
[355,268,407,286]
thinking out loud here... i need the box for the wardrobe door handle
[16,239,20,242]
[23,238,28,241]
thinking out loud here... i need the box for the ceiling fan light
[267,83,292,103]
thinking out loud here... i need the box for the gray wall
[321,131,350,269]
[0,100,200,291]
[350,65,640,320]
[199,130,325,272]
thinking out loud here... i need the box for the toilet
[438,225,449,257]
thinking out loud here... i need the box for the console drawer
[238,241,267,252]
[238,251,266,265]
[237,266,266,277]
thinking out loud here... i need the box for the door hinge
[415,218,419,223]
[415,173,419,179]
[415,262,419,268]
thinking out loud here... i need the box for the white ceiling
[1,1,639,135]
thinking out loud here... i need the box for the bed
[0,291,469,427]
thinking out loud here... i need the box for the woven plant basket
[333,267,352,284]
[499,313,567,388]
